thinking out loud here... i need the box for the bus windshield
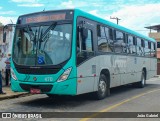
[13,22,72,66]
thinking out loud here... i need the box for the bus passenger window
[114,30,125,53]
[98,26,113,52]
[77,28,94,65]
[127,35,136,54]
[98,26,107,52]
[136,38,144,56]
[108,28,114,52]
[144,40,150,57]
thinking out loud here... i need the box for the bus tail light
[57,67,72,82]
[11,68,18,81]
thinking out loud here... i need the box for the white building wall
[0,26,15,85]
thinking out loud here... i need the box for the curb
[0,93,31,101]
[154,75,160,78]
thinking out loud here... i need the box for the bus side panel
[96,55,122,88]
[144,57,151,80]
[96,55,121,88]
[77,57,96,95]
[135,57,143,82]
[135,57,156,82]
[117,55,127,85]
[99,55,123,88]
[77,55,122,95]
[149,58,157,78]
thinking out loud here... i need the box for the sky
[1,0,160,35]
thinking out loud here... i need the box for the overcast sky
[0,0,160,35]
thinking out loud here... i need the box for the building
[0,25,14,85]
[145,25,160,74]
[0,25,14,57]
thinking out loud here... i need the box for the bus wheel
[95,74,109,100]
[136,71,146,88]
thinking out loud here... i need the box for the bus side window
[127,35,136,54]
[114,30,125,53]
[136,38,144,56]
[144,40,150,57]
[108,28,114,52]
[77,28,94,65]
[98,26,113,52]
[141,39,145,56]
[98,26,106,51]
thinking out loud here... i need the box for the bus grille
[20,84,53,92]
[16,68,60,75]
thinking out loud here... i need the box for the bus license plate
[30,88,41,94]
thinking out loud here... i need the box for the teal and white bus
[9,9,157,100]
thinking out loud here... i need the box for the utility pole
[110,16,121,25]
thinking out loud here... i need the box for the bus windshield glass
[13,22,72,66]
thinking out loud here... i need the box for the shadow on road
[17,83,159,109]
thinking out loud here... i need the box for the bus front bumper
[11,78,77,95]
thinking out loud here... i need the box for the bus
[8,9,157,100]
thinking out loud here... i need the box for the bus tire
[95,74,109,100]
[136,71,146,88]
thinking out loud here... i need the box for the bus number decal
[45,77,53,82]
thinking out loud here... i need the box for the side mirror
[81,28,88,40]
[3,32,6,43]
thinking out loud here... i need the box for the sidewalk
[154,75,160,78]
[0,86,30,101]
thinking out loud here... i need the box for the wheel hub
[99,80,106,94]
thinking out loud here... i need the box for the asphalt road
[0,77,160,121]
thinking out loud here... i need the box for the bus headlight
[11,68,18,81]
[57,67,72,82]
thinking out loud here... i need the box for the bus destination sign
[18,12,70,24]
[26,13,66,23]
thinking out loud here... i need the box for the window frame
[97,24,114,53]
[114,29,126,53]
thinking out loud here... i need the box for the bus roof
[74,9,156,43]
[19,9,73,17]
[18,9,155,43]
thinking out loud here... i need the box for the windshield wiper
[39,22,57,42]
[38,22,57,50]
